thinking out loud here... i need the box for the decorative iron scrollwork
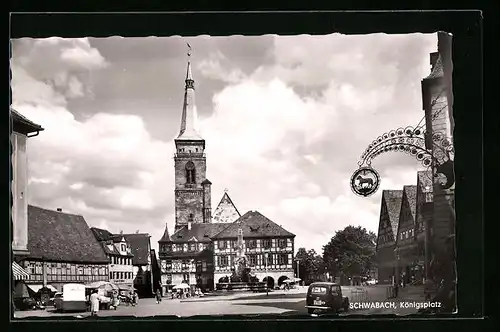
[352,126,454,195]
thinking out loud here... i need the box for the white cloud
[12,33,437,254]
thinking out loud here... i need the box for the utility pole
[295,259,300,287]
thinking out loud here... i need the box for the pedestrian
[90,290,100,316]
[155,289,162,304]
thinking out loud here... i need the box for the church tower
[173,47,212,233]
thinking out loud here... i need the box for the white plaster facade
[11,132,29,254]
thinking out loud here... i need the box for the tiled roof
[11,108,44,134]
[170,223,229,244]
[212,192,241,224]
[120,233,151,266]
[91,228,134,256]
[382,190,404,238]
[90,227,114,242]
[27,205,109,264]
[212,211,295,239]
[403,185,418,221]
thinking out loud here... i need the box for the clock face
[185,161,195,170]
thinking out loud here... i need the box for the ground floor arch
[262,276,275,289]
[277,275,290,286]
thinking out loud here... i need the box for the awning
[12,262,29,281]
[27,284,58,293]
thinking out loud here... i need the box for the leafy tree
[323,226,377,282]
[294,248,325,283]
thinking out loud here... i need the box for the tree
[294,248,325,283]
[323,226,377,283]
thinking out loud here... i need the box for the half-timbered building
[212,211,295,289]
[91,228,135,289]
[394,185,418,285]
[21,206,109,292]
[375,190,403,285]
[415,170,433,282]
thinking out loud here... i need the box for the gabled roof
[27,205,109,264]
[212,211,295,239]
[90,228,133,257]
[170,223,229,244]
[212,191,241,224]
[403,185,418,221]
[382,190,404,238]
[120,233,151,266]
[11,108,44,135]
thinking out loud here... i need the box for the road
[14,285,423,319]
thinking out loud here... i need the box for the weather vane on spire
[187,42,192,57]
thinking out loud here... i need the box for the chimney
[56,208,62,212]
[188,222,192,231]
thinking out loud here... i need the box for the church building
[158,49,295,293]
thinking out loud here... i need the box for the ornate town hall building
[158,51,295,293]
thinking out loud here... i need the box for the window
[246,239,256,249]
[219,255,229,267]
[182,260,190,270]
[248,255,257,266]
[121,244,126,252]
[278,239,286,248]
[231,240,238,249]
[185,162,196,184]
[189,243,196,251]
[183,274,190,283]
[262,239,271,249]
[278,254,287,265]
[266,254,273,266]
[109,272,113,279]
[218,241,227,250]
[311,286,328,294]
[331,285,341,295]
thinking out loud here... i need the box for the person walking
[155,289,162,304]
[90,290,100,316]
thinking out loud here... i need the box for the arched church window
[185,161,196,184]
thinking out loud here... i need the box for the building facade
[394,185,419,286]
[375,190,403,285]
[11,109,43,258]
[212,211,295,289]
[91,228,135,289]
[421,33,456,291]
[158,51,296,292]
[415,170,433,282]
[21,205,110,292]
[122,233,154,297]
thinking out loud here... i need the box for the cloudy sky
[11,33,437,254]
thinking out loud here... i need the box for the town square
[10,29,456,319]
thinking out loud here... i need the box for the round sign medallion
[350,166,381,197]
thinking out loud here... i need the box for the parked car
[305,282,349,315]
[366,279,378,285]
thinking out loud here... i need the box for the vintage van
[305,282,350,315]
[55,283,87,312]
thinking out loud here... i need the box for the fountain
[216,228,263,291]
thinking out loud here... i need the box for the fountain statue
[230,228,252,282]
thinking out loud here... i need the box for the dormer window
[121,244,126,252]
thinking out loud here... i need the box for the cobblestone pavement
[13,285,426,319]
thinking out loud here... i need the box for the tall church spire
[177,43,203,140]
